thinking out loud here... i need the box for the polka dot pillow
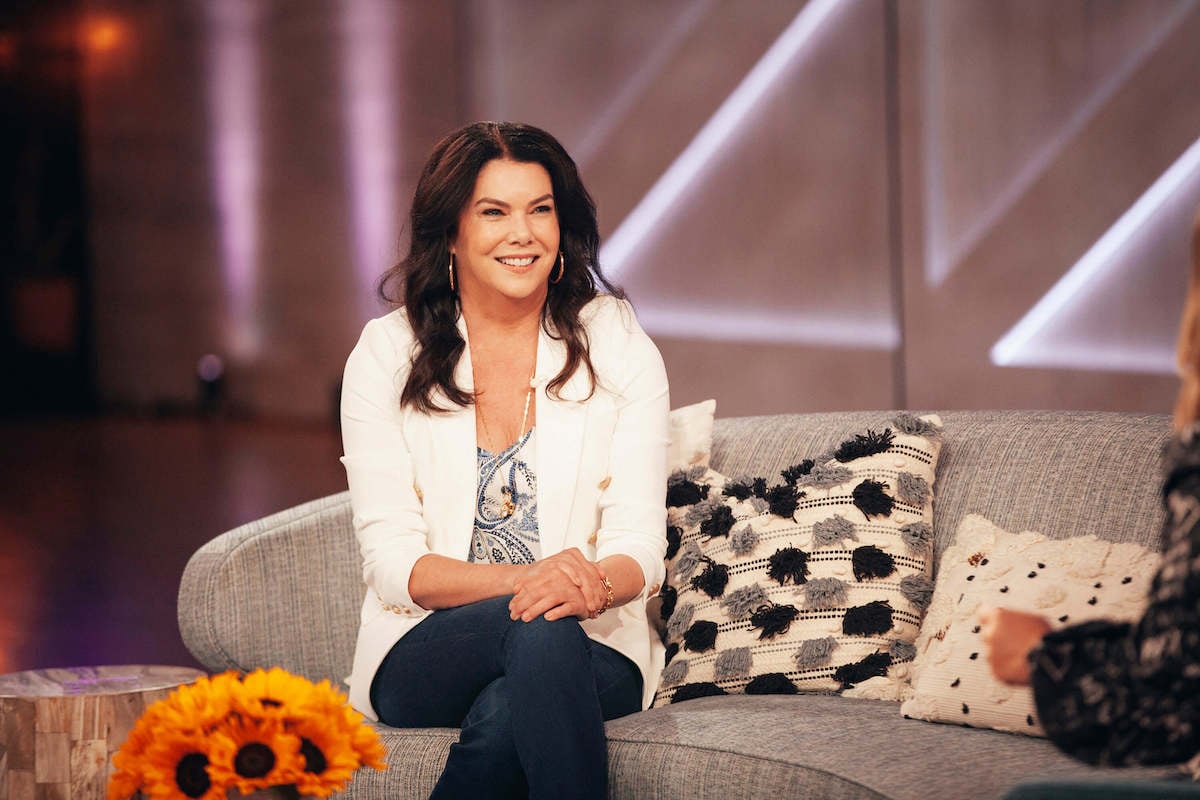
[653,413,944,705]
[900,514,1159,735]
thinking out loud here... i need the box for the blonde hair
[1174,210,1200,430]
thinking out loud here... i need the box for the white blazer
[340,295,669,719]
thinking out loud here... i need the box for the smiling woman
[341,122,670,799]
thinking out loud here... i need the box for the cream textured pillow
[900,514,1159,735]
[667,399,717,469]
[654,413,944,705]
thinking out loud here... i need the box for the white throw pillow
[667,399,717,470]
[900,513,1159,735]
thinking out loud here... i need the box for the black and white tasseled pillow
[653,413,944,706]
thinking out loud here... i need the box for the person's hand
[978,606,1052,685]
[509,548,606,622]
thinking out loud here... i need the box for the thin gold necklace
[478,372,536,518]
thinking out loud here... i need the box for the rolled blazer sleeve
[340,318,431,612]
[591,300,670,598]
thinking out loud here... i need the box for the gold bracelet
[595,575,615,617]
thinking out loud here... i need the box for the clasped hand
[509,548,608,622]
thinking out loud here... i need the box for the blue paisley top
[469,428,540,565]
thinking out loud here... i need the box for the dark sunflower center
[175,752,211,799]
[233,742,275,778]
[300,737,328,773]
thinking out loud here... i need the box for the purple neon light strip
[206,0,261,357]
[342,0,399,323]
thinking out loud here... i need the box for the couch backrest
[179,409,1172,684]
[711,410,1172,563]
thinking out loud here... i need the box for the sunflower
[235,667,323,720]
[205,712,305,795]
[107,667,386,799]
[132,731,222,800]
[289,711,383,797]
[153,672,240,736]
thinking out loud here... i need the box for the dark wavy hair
[379,121,624,413]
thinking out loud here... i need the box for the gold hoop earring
[551,251,564,284]
[448,253,456,292]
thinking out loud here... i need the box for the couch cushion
[605,695,1180,800]
[343,696,1180,799]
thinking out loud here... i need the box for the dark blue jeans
[369,595,644,800]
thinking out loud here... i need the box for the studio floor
[0,415,347,677]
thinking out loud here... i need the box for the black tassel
[833,652,892,689]
[766,547,810,586]
[700,505,736,540]
[682,620,719,652]
[851,545,896,580]
[667,479,708,508]
[852,479,894,518]
[750,603,800,640]
[745,673,799,695]
[670,682,727,704]
[664,642,679,665]
[833,428,895,462]
[659,584,678,622]
[722,477,754,501]
[665,525,682,560]
[749,477,768,498]
[765,484,801,518]
[689,557,730,598]
[842,600,894,636]
[781,460,815,485]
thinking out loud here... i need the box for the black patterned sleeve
[1027,430,1200,768]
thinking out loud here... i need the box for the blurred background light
[80,14,127,56]
[206,0,262,359]
[340,0,400,323]
[600,0,850,281]
[991,134,1200,371]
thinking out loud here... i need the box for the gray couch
[179,410,1195,799]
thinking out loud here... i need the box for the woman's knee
[507,613,586,648]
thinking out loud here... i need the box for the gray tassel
[896,472,931,507]
[889,640,917,662]
[900,574,934,611]
[729,523,760,556]
[684,497,724,527]
[797,462,854,489]
[748,497,770,514]
[674,541,703,581]
[794,636,838,669]
[714,647,752,681]
[721,584,769,620]
[660,659,690,687]
[668,465,708,486]
[892,412,943,442]
[667,603,695,640]
[812,515,858,547]
[803,576,848,609]
[899,521,933,554]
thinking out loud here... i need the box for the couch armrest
[178,491,362,685]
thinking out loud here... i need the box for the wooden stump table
[0,665,205,800]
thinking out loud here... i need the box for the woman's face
[451,158,560,311]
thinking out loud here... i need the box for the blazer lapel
[534,323,588,557]
[425,316,478,558]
